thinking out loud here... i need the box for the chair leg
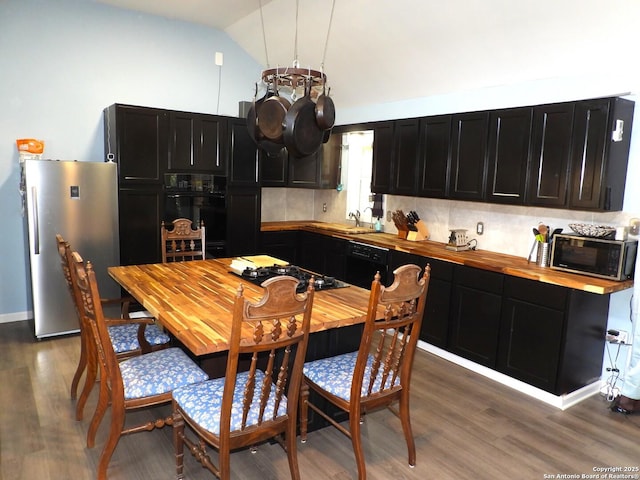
[219,442,231,480]
[76,341,98,421]
[87,365,110,448]
[299,381,309,443]
[285,418,301,480]
[398,389,416,467]
[173,409,186,480]
[97,398,125,480]
[70,330,89,400]
[349,409,367,480]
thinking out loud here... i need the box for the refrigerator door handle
[31,186,40,255]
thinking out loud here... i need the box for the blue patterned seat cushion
[108,323,171,353]
[303,351,397,401]
[173,370,288,435]
[119,347,208,400]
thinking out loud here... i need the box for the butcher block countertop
[262,221,633,295]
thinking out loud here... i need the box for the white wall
[0,0,262,319]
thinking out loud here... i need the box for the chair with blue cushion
[300,264,430,480]
[56,234,171,422]
[70,251,209,480]
[172,275,316,480]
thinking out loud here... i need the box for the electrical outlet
[476,222,484,235]
[322,203,327,213]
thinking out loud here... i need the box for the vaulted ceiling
[95,0,640,110]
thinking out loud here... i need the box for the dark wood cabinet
[527,102,574,207]
[449,111,490,200]
[569,97,635,211]
[260,231,298,264]
[391,118,420,196]
[370,121,394,193]
[228,117,259,188]
[226,188,261,257]
[417,115,451,198]
[498,276,610,395]
[105,104,167,185]
[388,250,453,348]
[486,107,532,204]
[168,112,226,174]
[297,231,347,279]
[449,265,503,367]
[117,187,163,265]
[260,148,288,186]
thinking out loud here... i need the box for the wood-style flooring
[1,319,639,480]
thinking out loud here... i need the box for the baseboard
[417,340,601,410]
[0,311,32,324]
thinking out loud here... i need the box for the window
[341,131,379,222]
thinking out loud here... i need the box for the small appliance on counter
[446,229,469,251]
[550,233,638,281]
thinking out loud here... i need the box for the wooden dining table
[108,257,374,356]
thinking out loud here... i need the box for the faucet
[349,210,361,227]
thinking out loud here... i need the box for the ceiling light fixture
[247,0,336,159]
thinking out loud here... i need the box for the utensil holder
[536,242,550,267]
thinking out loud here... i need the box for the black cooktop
[236,264,349,293]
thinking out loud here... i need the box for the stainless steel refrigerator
[24,159,120,338]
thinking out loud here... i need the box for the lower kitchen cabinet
[388,250,452,348]
[498,276,610,394]
[298,231,347,279]
[260,230,298,264]
[448,265,504,367]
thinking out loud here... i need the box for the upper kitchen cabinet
[168,112,226,174]
[227,117,259,187]
[486,107,532,204]
[417,115,452,198]
[370,121,394,193]
[449,111,490,201]
[568,97,634,211]
[104,104,168,185]
[526,102,574,207]
[391,118,420,196]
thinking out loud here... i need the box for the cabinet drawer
[453,265,503,293]
[504,276,567,311]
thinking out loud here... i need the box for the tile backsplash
[262,187,636,259]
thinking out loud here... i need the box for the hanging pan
[256,71,290,143]
[247,83,284,156]
[315,83,335,130]
[283,78,324,158]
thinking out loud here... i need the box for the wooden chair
[56,234,171,422]
[70,251,209,480]
[161,218,206,262]
[300,264,430,480]
[172,275,316,480]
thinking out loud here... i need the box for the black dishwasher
[345,241,389,289]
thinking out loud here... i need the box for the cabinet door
[169,113,225,173]
[370,122,394,193]
[486,108,532,204]
[497,277,566,392]
[228,118,259,187]
[320,133,341,189]
[449,112,489,200]
[392,119,420,195]
[569,99,611,210]
[109,105,167,184]
[417,115,451,198]
[261,231,298,264]
[226,188,261,256]
[289,148,322,188]
[260,148,288,186]
[527,103,574,207]
[118,187,163,265]
[388,251,453,348]
[449,266,503,367]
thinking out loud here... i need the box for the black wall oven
[164,173,227,258]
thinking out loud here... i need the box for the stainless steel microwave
[550,234,637,281]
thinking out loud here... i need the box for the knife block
[397,228,408,239]
[406,220,430,241]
